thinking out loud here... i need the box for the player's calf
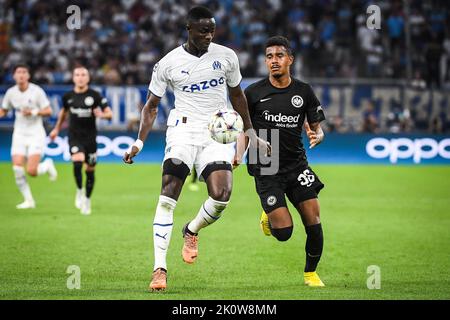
[188,196,229,233]
[304,223,323,272]
[26,166,38,177]
[13,165,35,208]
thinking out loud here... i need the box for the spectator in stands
[362,101,379,133]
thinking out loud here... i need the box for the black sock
[73,162,83,189]
[304,223,323,272]
[85,171,95,198]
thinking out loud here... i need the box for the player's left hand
[304,121,324,149]
[232,154,241,169]
[93,107,103,118]
[123,146,139,164]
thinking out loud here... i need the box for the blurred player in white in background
[0,64,57,209]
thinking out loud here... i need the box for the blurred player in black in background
[236,36,326,287]
[50,67,112,215]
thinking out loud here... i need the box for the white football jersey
[1,82,50,136]
[149,42,242,128]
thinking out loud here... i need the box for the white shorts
[163,126,236,181]
[11,132,46,157]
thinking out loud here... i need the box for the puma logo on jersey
[181,70,190,75]
[182,77,225,93]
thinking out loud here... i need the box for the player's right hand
[123,146,139,164]
[49,129,59,141]
[252,136,272,157]
[21,108,32,117]
[246,129,272,157]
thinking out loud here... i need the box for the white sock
[13,165,34,202]
[153,195,177,271]
[188,197,229,234]
[37,159,49,175]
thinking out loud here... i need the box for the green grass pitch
[0,162,449,300]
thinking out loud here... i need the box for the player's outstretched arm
[304,121,324,149]
[93,106,113,120]
[0,108,7,118]
[232,132,249,169]
[228,85,271,156]
[123,92,160,164]
[49,109,67,141]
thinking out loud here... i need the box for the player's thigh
[11,134,27,162]
[254,175,291,227]
[204,168,233,201]
[196,141,234,182]
[286,166,324,226]
[27,134,46,159]
[163,142,196,172]
[11,154,26,167]
[161,144,195,199]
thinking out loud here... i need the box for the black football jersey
[62,88,108,138]
[245,77,325,176]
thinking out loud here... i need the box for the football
[208,109,244,144]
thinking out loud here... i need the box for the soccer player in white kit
[0,64,57,209]
[123,6,270,291]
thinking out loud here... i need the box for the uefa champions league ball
[208,109,244,144]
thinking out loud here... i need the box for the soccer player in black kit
[50,67,112,215]
[236,36,326,287]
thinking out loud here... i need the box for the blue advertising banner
[0,130,449,165]
[1,80,449,131]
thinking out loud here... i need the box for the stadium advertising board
[0,131,448,164]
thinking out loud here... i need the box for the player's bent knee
[209,187,232,202]
[85,165,95,172]
[26,167,38,176]
[270,226,293,242]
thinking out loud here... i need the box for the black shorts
[69,136,97,166]
[254,165,324,213]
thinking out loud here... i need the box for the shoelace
[186,234,198,248]
[153,270,166,282]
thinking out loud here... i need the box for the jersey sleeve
[36,86,50,109]
[148,59,168,98]
[1,90,11,110]
[62,93,69,110]
[305,85,325,124]
[95,91,109,110]
[244,86,255,117]
[225,50,242,88]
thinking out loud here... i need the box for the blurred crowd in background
[0,0,449,133]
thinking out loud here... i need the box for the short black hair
[265,36,293,55]
[187,6,214,23]
[13,63,30,73]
